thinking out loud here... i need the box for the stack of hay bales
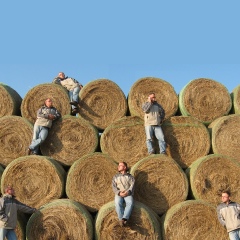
[0,77,238,239]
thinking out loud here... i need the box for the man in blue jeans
[112,162,135,227]
[142,92,166,155]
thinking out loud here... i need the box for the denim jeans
[229,229,240,240]
[69,86,80,109]
[0,228,17,240]
[114,195,134,220]
[145,125,166,154]
[29,125,49,154]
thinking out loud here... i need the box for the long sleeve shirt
[112,173,135,196]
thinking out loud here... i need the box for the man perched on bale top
[53,72,83,115]
[112,162,135,227]
[27,98,61,155]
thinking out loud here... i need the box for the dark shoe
[27,148,32,155]
[149,151,155,155]
[160,152,167,155]
[70,101,78,107]
[122,218,127,226]
[71,108,78,115]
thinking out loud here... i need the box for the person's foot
[122,218,128,226]
[71,108,78,115]
[149,151,155,155]
[27,148,32,155]
[70,101,78,107]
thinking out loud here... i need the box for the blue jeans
[0,228,17,240]
[29,125,49,154]
[229,229,240,240]
[69,86,80,109]
[115,195,134,220]
[145,125,166,154]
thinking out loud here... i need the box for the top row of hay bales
[1,78,240,129]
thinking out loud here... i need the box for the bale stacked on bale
[21,83,70,124]
[0,83,22,117]
[162,116,211,168]
[1,155,66,209]
[231,85,240,114]
[0,116,33,166]
[128,77,178,120]
[179,78,232,125]
[26,199,93,240]
[162,200,228,240]
[41,115,99,166]
[100,116,148,167]
[208,114,240,162]
[79,79,127,130]
[95,201,162,240]
[66,152,117,212]
[187,154,240,205]
[130,155,188,215]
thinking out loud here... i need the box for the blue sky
[1,1,239,98]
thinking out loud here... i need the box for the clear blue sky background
[1,1,239,98]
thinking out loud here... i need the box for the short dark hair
[149,92,155,96]
[222,190,231,196]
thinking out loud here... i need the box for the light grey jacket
[112,173,135,196]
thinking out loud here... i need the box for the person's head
[58,72,65,79]
[149,92,156,102]
[221,190,231,204]
[5,185,15,196]
[118,162,128,173]
[44,98,53,108]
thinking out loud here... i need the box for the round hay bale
[0,116,33,166]
[130,155,188,215]
[179,78,232,125]
[21,83,70,124]
[15,213,28,240]
[208,114,240,161]
[162,200,228,240]
[128,77,178,120]
[231,84,240,114]
[66,152,117,212]
[0,83,22,117]
[0,165,4,182]
[79,79,127,130]
[26,199,93,240]
[41,115,99,166]
[1,155,66,209]
[95,200,162,240]
[100,116,148,167]
[162,116,211,168]
[188,154,240,205]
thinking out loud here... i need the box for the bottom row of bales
[1,152,237,239]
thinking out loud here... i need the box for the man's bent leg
[115,195,124,220]
[6,229,17,240]
[154,126,166,154]
[122,195,134,220]
[145,125,154,154]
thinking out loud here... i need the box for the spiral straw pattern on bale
[95,201,162,240]
[162,116,210,168]
[131,155,188,215]
[66,152,117,212]
[41,115,99,166]
[0,116,33,166]
[26,199,93,240]
[208,114,240,162]
[179,78,232,125]
[231,84,240,114]
[0,83,22,117]
[21,83,71,124]
[187,154,240,205]
[100,116,148,167]
[1,155,66,209]
[128,77,178,120]
[79,79,127,130]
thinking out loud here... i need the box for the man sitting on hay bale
[53,72,83,115]
[112,162,135,227]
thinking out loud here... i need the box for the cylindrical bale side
[0,83,22,117]
[0,165,4,182]
[162,116,211,168]
[231,85,240,114]
[66,152,117,212]
[208,114,240,162]
[128,77,178,120]
[41,115,99,166]
[79,79,127,130]
[21,83,71,124]
[15,213,28,240]
[187,154,240,205]
[179,78,232,125]
[1,155,66,208]
[130,155,188,215]
[95,200,162,240]
[162,200,228,240]
[100,116,148,167]
[0,116,33,166]
[26,199,93,240]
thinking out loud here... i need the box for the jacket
[112,172,135,196]
[217,201,240,232]
[53,76,81,91]
[0,194,35,229]
[142,101,165,126]
[35,105,61,128]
